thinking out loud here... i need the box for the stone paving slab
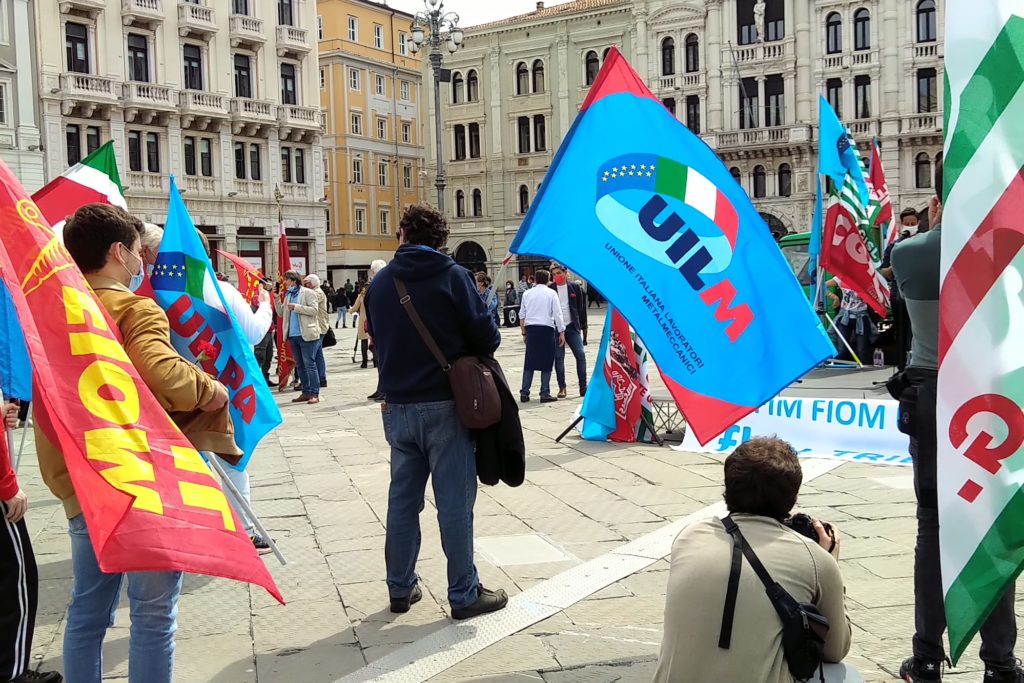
[14,314,950,681]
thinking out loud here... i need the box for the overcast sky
[382,0,543,27]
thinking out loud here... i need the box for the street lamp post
[410,0,463,215]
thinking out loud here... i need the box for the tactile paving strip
[335,458,844,683]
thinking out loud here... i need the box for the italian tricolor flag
[32,141,127,233]
[939,3,1024,663]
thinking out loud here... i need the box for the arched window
[451,71,464,104]
[661,37,675,76]
[602,47,611,60]
[515,62,529,95]
[730,167,742,185]
[518,184,530,214]
[778,163,792,197]
[585,51,600,86]
[472,188,483,217]
[466,69,479,102]
[917,0,936,43]
[753,165,767,198]
[915,153,932,189]
[826,12,842,54]
[532,59,545,93]
[854,9,870,51]
[684,34,699,73]
[455,189,466,217]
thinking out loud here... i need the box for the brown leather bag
[394,279,502,429]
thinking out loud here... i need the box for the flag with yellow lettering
[0,160,283,603]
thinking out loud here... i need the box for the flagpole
[207,455,288,566]
[13,419,28,473]
[484,253,513,312]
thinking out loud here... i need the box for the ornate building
[0,0,44,191]
[429,0,944,272]
[37,0,327,275]
[318,0,426,286]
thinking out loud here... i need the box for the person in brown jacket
[34,204,237,683]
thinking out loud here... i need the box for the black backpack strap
[719,515,743,649]
[722,516,793,625]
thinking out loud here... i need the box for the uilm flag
[937,3,1024,663]
[0,160,282,602]
[276,224,295,386]
[32,141,126,232]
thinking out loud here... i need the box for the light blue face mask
[120,246,145,292]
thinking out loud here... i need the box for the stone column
[633,7,650,83]
[793,0,812,123]
[706,0,725,131]
[880,1,900,119]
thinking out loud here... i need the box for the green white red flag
[939,3,1024,663]
[32,141,126,233]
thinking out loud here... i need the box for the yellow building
[318,0,425,285]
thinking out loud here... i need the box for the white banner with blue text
[677,396,911,466]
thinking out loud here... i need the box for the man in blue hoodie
[365,204,507,621]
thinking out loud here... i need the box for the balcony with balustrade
[655,72,706,94]
[179,90,230,120]
[182,176,218,197]
[730,39,795,68]
[715,126,796,149]
[125,172,169,196]
[233,179,267,199]
[913,43,941,61]
[278,105,322,131]
[122,0,162,25]
[280,183,312,202]
[231,98,277,135]
[177,1,216,38]
[276,25,311,56]
[230,14,265,48]
[122,82,177,118]
[57,73,119,104]
[847,118,880,138]
[902,113,942,134]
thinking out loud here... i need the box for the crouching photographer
[654,437,855,683]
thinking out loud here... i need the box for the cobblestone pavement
[15,311,991,682]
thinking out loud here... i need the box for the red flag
[821,184,890,317]
[276,224,295,387]
[215,249,264,305]
[605,310,655,443]
[0,161,283,603]
[868,141,897,248]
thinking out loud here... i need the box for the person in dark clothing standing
[366,205,508,621]
[1,399,63,683]
[549,265,588,398]
[893,157,1023,683]
[881,207,923,371]
[253,280,277,387]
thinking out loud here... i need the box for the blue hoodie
[366,244,501,404]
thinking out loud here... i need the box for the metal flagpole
[207,455,288,566]
[13,419,28,473]
[823,310,863,367]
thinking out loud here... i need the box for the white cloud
[382,0,541,28]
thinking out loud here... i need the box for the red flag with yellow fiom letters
[0,160,282,603]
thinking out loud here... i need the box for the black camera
[782,513,835,549]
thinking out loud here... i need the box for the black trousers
[1,500,38,681]
[254,330,275,380]
[902,368,1016,666]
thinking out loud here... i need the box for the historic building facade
[318,0,426,286]
[429,0,944,272]
[38,0,327,276]
[0,0,44,191]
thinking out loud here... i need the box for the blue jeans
[555,324,588,391]
[315,336,327,384]
[289,336,321,396]
[521,370,553,399]
[382,401,480,609]
[64,515,182,683]
[335,307,348,327]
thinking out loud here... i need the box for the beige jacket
[312,287,330,335]
[349,290,370,341]
[36,276,242,519]
[654,514,852,683]
[274,286,321,342]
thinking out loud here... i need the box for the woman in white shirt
[517,269,565,403]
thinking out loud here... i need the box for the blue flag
[152,179,282,468]
[509,49,834,444]
[579,311,616,441]
[818,95,870,207]
[0,283,31,401]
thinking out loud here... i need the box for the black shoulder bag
[718,516,830,683]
